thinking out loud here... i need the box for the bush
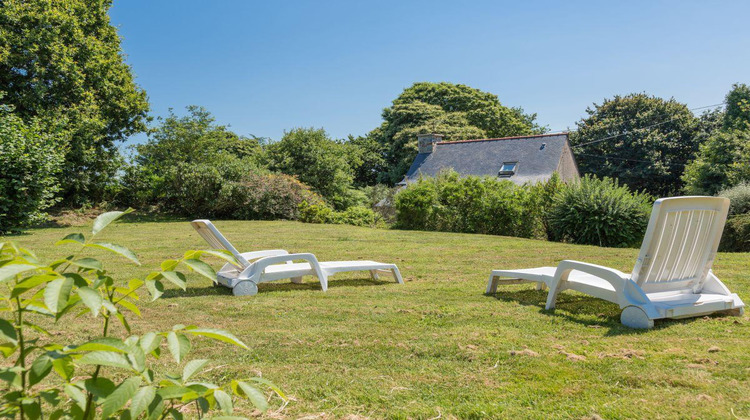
[718,182,750,216]
[217,173,323,220]
[547,175,652,247]
[0,210,283,418]
[0,105,64,232]
[393,170,547,238]
[299,201,381,227]
[720,214,750,252]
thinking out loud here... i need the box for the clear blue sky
[110,0,750,144]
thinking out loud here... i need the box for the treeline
[1,1,750,246]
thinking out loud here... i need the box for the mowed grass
[5,219,750,419]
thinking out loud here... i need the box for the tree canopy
[570,93,700,196]
[0,0,149,203]
[370,82,545,184]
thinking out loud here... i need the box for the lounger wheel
[232,280,258,296]
[620,306,654,329]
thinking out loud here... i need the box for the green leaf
[145,279,164,301]
[11,274,58,298]
[28,354,53,386]
[84,377,117,400]
[197,249,240,267]
[213,389,233,415]
[73,337,130,353]
[78,351,133,371]
[182,359,208,382]
[77,287,102,317]
[70,258,102,271]
[52,356,74,382]
[248,377,286,401]
[161,271,187,290]
[166,332,191,363]
[161,259,180,271]
[130,386,156,419]
[116,312,132,333]
[44,277,74,314]
[182,259,216,281]
[85,242,140,265]
[0,318,18,344]
[156,385,191,400]
[185,328,249,350]
[234,380,268,412]
[64,384,87,409]
[0,263,38,283]
[0,367,22,389]
[139,332,162,355]
[0,343,17,358]
[102,377,141,418]
[117,298,141,317]
[92,209,133,236]
[56,233,85,246]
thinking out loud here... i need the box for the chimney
[417,133,444,154]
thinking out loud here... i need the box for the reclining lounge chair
[486,197,745,328]
[191,220,403,296]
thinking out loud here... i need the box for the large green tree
[683,84,750,195]
[0,0,149,204]
[266,128,361,209]
[570,93,700,196]
[371,82,545,184]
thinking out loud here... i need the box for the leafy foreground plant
[0,210,284,419]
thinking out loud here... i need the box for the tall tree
[371,82,545,184]
[0,0,149,204]
[570,93,700,196]
[683,84,750,195]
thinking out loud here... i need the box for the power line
[569,102,726,148]
[574,153,689,168]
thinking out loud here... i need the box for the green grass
[5,219,750,419]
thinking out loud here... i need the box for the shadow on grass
[486,288,685,336]
[162,277,392,298]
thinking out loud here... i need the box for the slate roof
[403,133,571,185]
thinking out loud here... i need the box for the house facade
[401,132,579,185]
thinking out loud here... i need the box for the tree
[0,102,64,233]
[266,128,361,209]
[371,82,545,184]
[683,84,750,195]
[0,0,150,204]
[343,135,387,187]
[570,93,700,196]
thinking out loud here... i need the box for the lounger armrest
[239,250,290,262]
[240,253,323,280]
[555,260,649,306]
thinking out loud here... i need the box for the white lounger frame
[191,220,403,296]
[487,197,745,328]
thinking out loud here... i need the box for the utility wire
[570,102,726,148]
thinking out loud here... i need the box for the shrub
[718,182,750,216]
[299,201,335,224]
[548,175,652,247]
[217,173,323,220]
[393,170,548,238]
[720,214,750,252]
[0,105,64,233]
[0,210,283,418]
[331,206,380,227]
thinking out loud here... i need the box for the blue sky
[110,1,750,144]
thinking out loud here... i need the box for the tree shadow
[161,277,392,298]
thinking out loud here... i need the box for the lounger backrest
[631,197,729,293]
[190,220,250,267]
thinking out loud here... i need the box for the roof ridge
[437,132,568,145]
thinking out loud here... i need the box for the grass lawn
[5,219,750,419]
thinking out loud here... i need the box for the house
[401,132,579,185]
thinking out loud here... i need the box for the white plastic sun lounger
[191,220,403,296]
[486,197,745,329]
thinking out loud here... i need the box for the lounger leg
[486,275,500,295]
[535,282,547,291]
[369,270,380,281]
[544,279,562,310]
[391,267,404,284]
[290,276,303,284]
